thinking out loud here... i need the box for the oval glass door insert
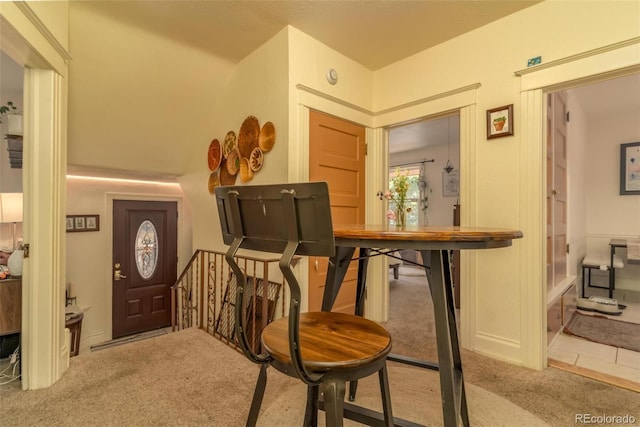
[136,220,158,279]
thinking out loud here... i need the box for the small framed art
[620,141,640,195]
[487,104,514,139]
[66,214,100,232]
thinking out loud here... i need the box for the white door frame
[1,5,70,389]
[516,38,640,369]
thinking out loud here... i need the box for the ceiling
[80,0,541,71]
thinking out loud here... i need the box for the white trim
[13,2,72,63]
[22,68,68,389]
[517,39,640,91]
[364,127,387,322]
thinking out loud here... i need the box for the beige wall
[369,0,640,365]
[180,27,290,253]
[584,109,640,290]
[67,3,234,176]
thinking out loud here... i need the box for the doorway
[545,73,640,386]
[112,200,177,338]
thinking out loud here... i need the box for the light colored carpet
[261,363,549,426]
[0,328,547,427]
[1,273,638,426]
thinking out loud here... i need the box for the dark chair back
[215,182,335,383]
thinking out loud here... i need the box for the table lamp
[0,193,23,276]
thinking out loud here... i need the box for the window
[135,220,158,279]
[388,166,421,226]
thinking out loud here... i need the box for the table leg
[322,246,356,312]
[420,249,469,427]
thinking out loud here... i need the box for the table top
[332,224,523,250]
[609,239,628,248]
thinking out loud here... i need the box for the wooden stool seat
[263,311,391,374]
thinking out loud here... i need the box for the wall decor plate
[223,131,237,158]
[239,157,254,182]
[238,116,260,158]
[259,121,276,152]
[219,157,237,185]
[249,147,264,172]
[226,149,240,175]
[207,138,222,172]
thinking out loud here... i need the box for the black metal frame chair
[215,182,394,427]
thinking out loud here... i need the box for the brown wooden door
[308,110,366,313]
[112,200,177,338]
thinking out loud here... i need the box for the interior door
[546,92,568,292]
[308,110,366,313]
[112,200,177,338]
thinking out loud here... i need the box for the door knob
[114,263,127,280]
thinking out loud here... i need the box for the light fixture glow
[66,175,180,187]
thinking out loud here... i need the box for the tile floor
[548,299,640,385]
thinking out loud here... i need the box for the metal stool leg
[246,364,268,427]
[321,378,346,427]
[303,385,319,427]
[378,364,394,426]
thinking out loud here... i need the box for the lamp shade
[0,193,23,223]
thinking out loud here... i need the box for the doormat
[563,312,640,352]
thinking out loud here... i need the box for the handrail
[171,249,289,354]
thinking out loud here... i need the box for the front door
[308,110,366,313]
[112,200,177,338]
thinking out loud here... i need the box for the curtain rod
[390,159,435,168]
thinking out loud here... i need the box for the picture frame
[620,141,640,195]
[86,215,99,230]
[74,217,85,230]
[487,104,514,139]
[443,169,460,197]
[66,214,100,232]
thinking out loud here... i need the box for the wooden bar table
[321,224,523,427]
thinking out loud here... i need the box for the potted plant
[493,116,506,131]
[0,101,22,136]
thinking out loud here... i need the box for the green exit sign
[527,56,542,67]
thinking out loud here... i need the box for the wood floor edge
[548,358,640,393]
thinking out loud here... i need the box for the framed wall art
[443,170,460,197]
[620,141,640,195]
[67,214,100,232]
[487,104,514,139]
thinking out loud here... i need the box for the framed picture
[487,104,514,139]
[443,169,459,197]
[74,217,85,230]
[86,215,100,230]
[66,215,100,232]
[620,141,640,195]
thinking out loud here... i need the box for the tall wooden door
[546,92,568,292]
[112,200,177,338]
[309,110,366,313]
